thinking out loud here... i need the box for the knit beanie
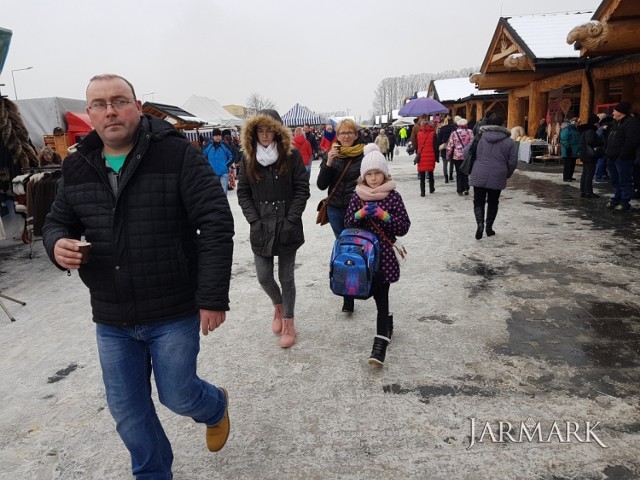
[360,150,389,179]
[456,118,468,126]
[613,102,630,115]
[363,143,380,156]
[212,128,222,136]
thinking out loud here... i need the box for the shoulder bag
[316,158,355,225]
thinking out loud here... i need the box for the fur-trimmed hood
[241,113,292,160]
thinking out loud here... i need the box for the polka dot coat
[344,189,411,284]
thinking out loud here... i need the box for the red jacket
[292,135,313,166]
[416,124,438,172]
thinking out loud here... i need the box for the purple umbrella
[398,97,449,117]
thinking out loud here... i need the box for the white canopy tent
[15,97,87,149]
[181,95,243,128]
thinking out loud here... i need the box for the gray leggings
[254,252,297,318]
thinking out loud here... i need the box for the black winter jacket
[605,115,640,161]
[236,150,310,257]
[316,143,364,210]
[43,115,234,326]
[578,124,603,162]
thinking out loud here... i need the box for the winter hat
[454,115,461,123]
[258,109,283,124]
[613,102,631,115]
[212,128,222,136]
[587,113,600,125]
[360,150,389,179]
[363,143,381,155]
[456,118,468,126]
[597,113,607,121]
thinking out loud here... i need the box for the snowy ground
[1,148,639,479]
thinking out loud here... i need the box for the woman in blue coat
[560,118,581,182]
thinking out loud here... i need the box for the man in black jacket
[604,101,640,213]
[42,74,234,478]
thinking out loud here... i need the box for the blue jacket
[560,122,581,158]
[203,141,233,176]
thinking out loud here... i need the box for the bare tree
[372,68,478,116]
[246,93,276,112]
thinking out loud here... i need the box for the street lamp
[142,92,155,102]
[11,66,33,100]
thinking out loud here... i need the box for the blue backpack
[330,228,381,299]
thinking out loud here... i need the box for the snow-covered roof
[182,95,243,128]
[432,78,498,102]
[505,11,595,59]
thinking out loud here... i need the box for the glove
[354,206,370,220]
[372,204,391,223]
[365,202,378,216]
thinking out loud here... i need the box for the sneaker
[613,204,630,213]
[206,388,230,452]
[594,178,608,183]
[605,201,616,209]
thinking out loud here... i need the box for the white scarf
[256,142,279,167]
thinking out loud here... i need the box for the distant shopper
[468,114,517,239]
[375,128,390,159]
[292,126,313,178]
[604,101,640,213]
[303,123,318,159]
[560,117,580,182]
[535,118,548,140]
[203,128,234,194]
[436,116,456,183]
[416,120,438,196]
[446,117,474,195]
[319,124,337,155]
[578,114,603,199]
[237,110,310,348]
[38,146,62,166]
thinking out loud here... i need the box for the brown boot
[280,318,296,348]
[272,304,283,334]
[206,388,230,452]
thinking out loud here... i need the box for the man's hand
[200,309,226,336]
[53,238,83,269]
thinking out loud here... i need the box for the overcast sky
[2,0,600,120]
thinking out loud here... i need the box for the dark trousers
[453,160,469,193]
[563,156,577,181]
[473,187,501,209]
[580,160,596,194]
[418,171,434,195]
[373,282,390,336]
[611,158,634,208]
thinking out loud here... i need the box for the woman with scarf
[317,118,366,313]
[237,110,310,348]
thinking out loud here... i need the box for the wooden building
[427,77,507,124]
[471,0,640,139]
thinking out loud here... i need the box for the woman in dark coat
[468,114,518,240]
[237,109,310,348]
[578,114,604,199]
[317,118,366,313]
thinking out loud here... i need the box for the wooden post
[507,90,522,129]
[476,101,484,123]
[579,70,592,122]
[528,81,548,138]
[594,79,609,108]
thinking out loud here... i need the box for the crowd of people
[37,72,638,479]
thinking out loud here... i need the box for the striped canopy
[281,103,328,127]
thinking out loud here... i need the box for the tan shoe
[272,304,284,334]
[206,388,230,452]
[280,318,296,348]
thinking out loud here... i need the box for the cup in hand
[76,241,92,264]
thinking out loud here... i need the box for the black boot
[368,335,390,367]
[387,314,394,341]
[428,174,435,194]
[486,204,498,236]
[342,296,354,313]
[474,204,485,240]
[419,174,426,197]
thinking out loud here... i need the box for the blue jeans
[611,158,634,209]
[219,173,229,195]
[595,156,608,179]
[96,315,226,479]
[607,157,619,189]
[327,205,347,239]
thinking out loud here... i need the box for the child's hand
[372,205,391,223]
[364,202,378,216]
[354,205,370,220]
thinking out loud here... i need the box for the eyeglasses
[338,131,356,137]
[88,98,135,112]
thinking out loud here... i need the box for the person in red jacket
[319,124,337,155]
[292,127,313,179]
[415,120,439,196]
